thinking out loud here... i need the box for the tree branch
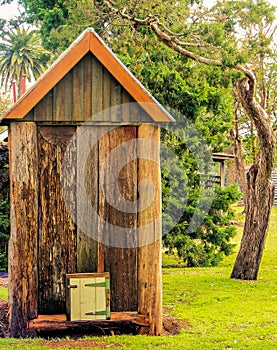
[150,21,222,66]
[103,0,222,66]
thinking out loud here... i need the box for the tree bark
[98,126,138,312]
[231,75,275,280]
[8,122,39,337]
[137,124,162,336]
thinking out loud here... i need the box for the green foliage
[163,184,241,267]
[242,131,257,164]
[0,94,12,115]
[0,18,6,31]
[20,0,69,49]
[160,109,240,268]
[0,26,50,92]
[20,0,95,52]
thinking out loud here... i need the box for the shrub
[163,184,241,267]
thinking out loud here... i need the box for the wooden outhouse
[1,29,174,337]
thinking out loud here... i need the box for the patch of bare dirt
[0,278,8,287]
[162,315,189,335]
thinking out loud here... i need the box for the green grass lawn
[1,206,277,349]
[0,286,7,302]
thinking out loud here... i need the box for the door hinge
[84,282,106,287]
[85,310,107,316]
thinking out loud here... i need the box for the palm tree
[0,26,50,97]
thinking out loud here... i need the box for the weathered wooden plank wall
[92,56,103,118]
[99,127,138,312]
[9,122,162,335]
[9,122,39,337]
[32,53,152,123]
[35,125,146,313]
[76,126,99,272]
[34,92,53,121]
[72,58,84,120]
[37,126,77,314]
[53,73,73,122]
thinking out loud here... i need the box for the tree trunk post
[8,122,39,337]
[137,124,162,335]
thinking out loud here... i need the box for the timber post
[8,122,39,337]
[137,124,162,335]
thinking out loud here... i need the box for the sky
[0,0,20,20]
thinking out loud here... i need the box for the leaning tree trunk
[231,73,275,280]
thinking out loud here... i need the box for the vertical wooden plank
[53,72,73,121]
[121,89,131,122]
[97,243,105,273]
[72,60,84,121]
[24,110,34,121]
[102,68,111,121]
[69,278,80,320]
[76,126,98,273]
[110,76,122,122]
[91,56,103,119]
[83,54,92,121]
[38,126,77,314]
[34,91,53,121]
[97,126,109,274]
[8,122,38,337]
[122,90,153,123]
[80,278,97,320]
[98,126,138,311]
[137,124,162,335]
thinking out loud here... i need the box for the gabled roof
[2,28,174,122]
